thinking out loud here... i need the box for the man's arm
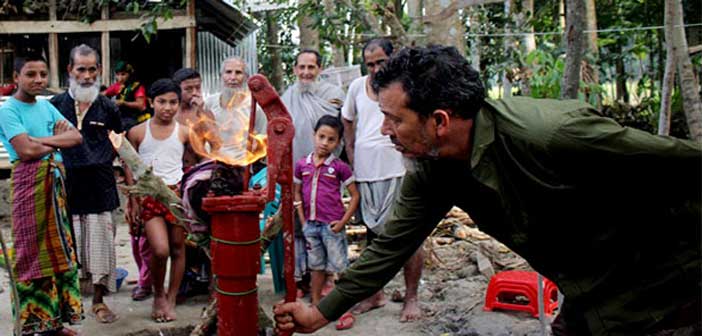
[179,123,191,145]
[318,169,451,320]
[30,120,82,149]
[276,168,453,332]
[11,133,56,161]
[341,118,355,166]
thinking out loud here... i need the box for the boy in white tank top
[126,78,189,323]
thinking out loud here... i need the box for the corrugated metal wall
[197,30,258,98]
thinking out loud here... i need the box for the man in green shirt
[274,46,701,335]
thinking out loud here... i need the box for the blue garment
[0,97,67,162]
[303,220,348,273]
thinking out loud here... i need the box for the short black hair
[314,115,344,139]
[149,78,181,101]
[14,53,47,73]
[372,45,485,120]
[295,49,322,67]
[362,38,394,61]
[173,68,201,84]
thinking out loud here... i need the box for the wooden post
[185,0,196,68]
[101,5,110,82]
[48,0,59,89]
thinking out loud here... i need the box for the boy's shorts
[303,220,348,273]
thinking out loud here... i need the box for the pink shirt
[294,153,354,223]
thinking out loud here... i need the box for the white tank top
[138,119,184,185]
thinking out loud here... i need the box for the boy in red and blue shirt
[294,115,360,306]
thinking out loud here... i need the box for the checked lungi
[10,159,83,335]
[73,212,118,292]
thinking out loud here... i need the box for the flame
[188,90,267,166]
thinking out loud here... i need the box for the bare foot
[164,301,177,322]
[391,289,404,303]
[351,292,386,315]
[399,297,421,322]
[152,294,172,323]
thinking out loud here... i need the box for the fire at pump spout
[202,74,296,336]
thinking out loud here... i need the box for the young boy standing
[0,54,84,336]
[126,79,188,323]
[294,115,360,306]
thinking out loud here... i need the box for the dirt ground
[0,178,554,335]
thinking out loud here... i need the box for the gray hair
[220,56,247,75]
[69,44,100,67]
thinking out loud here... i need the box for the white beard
[69,77,100,103]
[221,86,247,107]
[298,81,317,93]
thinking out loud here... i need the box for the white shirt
[341,76,405,182]
[138,119,184,185]
[205,91,267,162]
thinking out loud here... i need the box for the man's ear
[432,109,451,137]
[148,98,154,108]
[13,71,19,84]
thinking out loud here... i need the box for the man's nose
[381,119,393,136]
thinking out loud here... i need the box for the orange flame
[188,90,267,166]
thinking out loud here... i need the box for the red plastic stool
[483,270,559,318]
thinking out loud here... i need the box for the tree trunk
[502,0,513,97]
[424,0,465,54]
[561,0,585,99]
[615,50,629,103]
[521,0,536,53]
[468,7,482,72]
[585,0,600,108]
[323,0,346,67]
[658,0,676,136]
[407,0,424,45]
[556,0,566,46]
[518,0,535,96]
[298,0,320,50]
[669,0,702,141]
[265,11,284,92]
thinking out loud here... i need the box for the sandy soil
[0,178,554,335]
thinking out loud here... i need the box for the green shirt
[318,97,701,335]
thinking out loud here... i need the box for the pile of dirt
[379,208,553,335]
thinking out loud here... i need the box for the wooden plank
[186,27,196,68]
[48,33,59,89]
[101,32,110,79]
[48,0,58,88]
[0,16,196,34]
[48,0,56,21]
[185,0,196,68]
[101,5,110,81]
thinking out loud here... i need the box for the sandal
[335,312,355,330]
[91,303,119,323]
[132,285,153,301]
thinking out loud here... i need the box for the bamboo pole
[0,229,22,336]
[110,133,189,229]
